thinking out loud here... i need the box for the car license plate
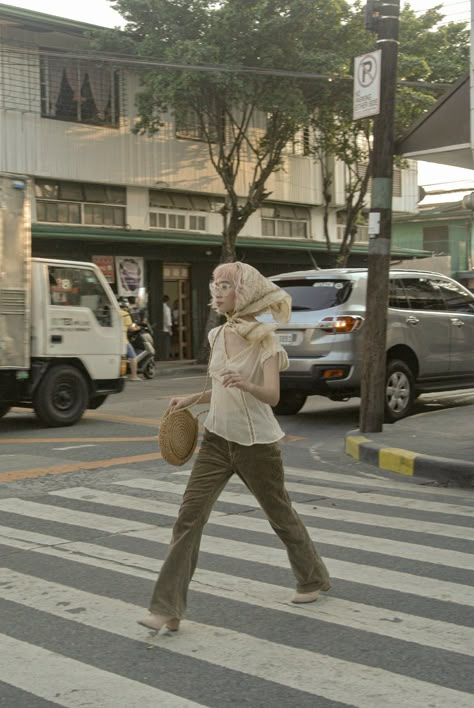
[278,332,295,344]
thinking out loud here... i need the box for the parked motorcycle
[127,320,156,379]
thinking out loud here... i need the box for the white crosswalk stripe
[114,475,474,540]
[0,465,473,707]
[1,528,472,656]
[0,633,206,708]
[68,482,473,570]
[2,489,473,605]
[172,469,474,516]
[1,570,473,708]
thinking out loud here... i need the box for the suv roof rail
[389,268,452,275]
[270,267,453,279]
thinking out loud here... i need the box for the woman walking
[139,262,330,632]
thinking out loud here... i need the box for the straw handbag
[158,326,222,466]
[158,407,202,466]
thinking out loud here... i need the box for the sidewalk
[345,403,474,486]
[154,359,207,376]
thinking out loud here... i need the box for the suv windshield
[275,279,353,311]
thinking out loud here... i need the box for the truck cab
[0,173,126,426]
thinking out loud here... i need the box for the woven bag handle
[165,323,225,417]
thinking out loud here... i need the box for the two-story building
[395,73,474,290]
[0,3,421,358]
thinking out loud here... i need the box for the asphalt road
[0,375,473,707]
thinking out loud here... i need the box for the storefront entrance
[163,263,192,360]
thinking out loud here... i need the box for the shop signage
[116,256,144,296]
[92,255,115,284]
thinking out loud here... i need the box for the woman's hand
[168,389,212,411]
[168,395,195,411]
[221,356,280,407]
[220,368,252,393]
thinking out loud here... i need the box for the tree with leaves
[310,1,469,266]
[94,0,357,354]
[99,0,353,265]
[95,0,469,348]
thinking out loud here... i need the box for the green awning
[32,224,430,258]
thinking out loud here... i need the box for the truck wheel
[88,395,108,410]
[384,359,415,423]
[143,358,156,379]
[33,365,88,427]
[272,391,307,415]
[0,404,11,419]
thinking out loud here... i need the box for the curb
[154,364,207,377]
[345,431,474,486]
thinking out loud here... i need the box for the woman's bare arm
[169,390,212,410]
[221,354,280,407]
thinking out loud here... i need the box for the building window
[261,204,309,239]
[175,109,218,142]
[392,167,402,197]
[149,212,206,232]
[35,179,126,227]
[285,127,311,156]
[189,215,206,231]
[149,191,221,211]
[148,191,220,232]
[423,225,449,254]
[40,54,120,127]
[336,213,369,243]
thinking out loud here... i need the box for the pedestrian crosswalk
[0,466,473,707]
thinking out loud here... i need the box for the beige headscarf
[219,262,291,352]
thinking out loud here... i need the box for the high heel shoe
[137,613,180,632]
[165,617,180,632]
[291,581,332,604]
[291,590,320,604]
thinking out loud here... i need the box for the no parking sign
[353,50,381,120]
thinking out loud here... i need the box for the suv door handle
[405,316,419,325]
[451,318,465,327]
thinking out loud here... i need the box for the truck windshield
[48,265,113,326]
[274,279,353,311]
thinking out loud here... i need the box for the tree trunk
[319,159,333,261]
[337,221,357,267]
[195,217,239,364]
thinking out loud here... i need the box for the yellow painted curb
[345,435,370,460]
[379,447,417,476]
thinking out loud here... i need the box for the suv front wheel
[384,359,415,423]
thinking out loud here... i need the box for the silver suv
[267,268,474,421]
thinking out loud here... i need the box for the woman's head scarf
[211,262,291,352]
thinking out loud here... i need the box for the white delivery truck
[0,172,126,426]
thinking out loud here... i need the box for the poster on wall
[116,256,144,296]
[92,255,115,284]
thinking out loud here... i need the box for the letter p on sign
[353,50,381,120]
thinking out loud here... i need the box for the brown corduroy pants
[150,430,330,618]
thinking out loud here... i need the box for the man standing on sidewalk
[162,295,173,360]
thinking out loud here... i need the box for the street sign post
[359,4,401,434]
[353,50,381,120]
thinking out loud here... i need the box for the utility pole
[359,0,401,433]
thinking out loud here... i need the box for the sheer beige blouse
[203,326,289,446]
